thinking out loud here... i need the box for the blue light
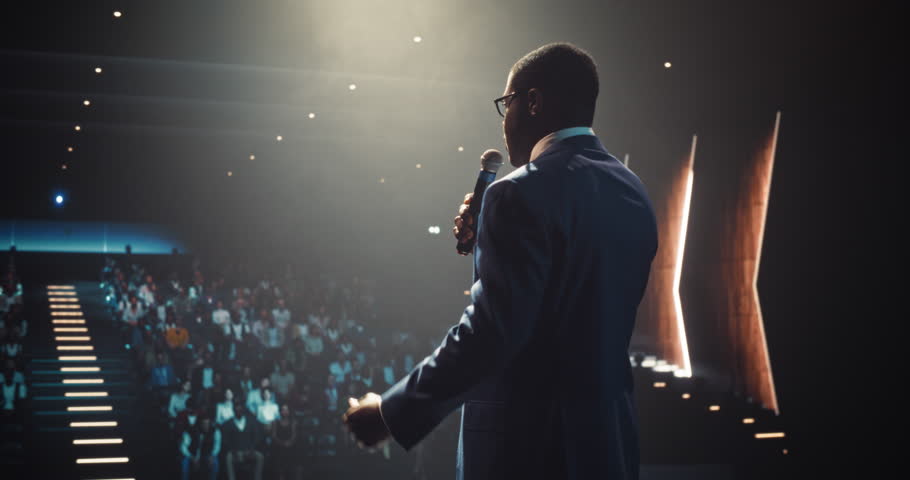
[55,195,64,204]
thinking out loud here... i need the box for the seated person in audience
[169,380,192,419]
[324,374,340,413]
[269,360,295,401]
[271,298,291,331]
[215,388,235,425]
[179,416,220,480]
[235,366,254,399]
[175,396,202,435]
[121,295,145,327]
[1,369,26,418]
[271,404,298,480]
[2,326,23,360]
[246,377,269,415]
[0,359,24,386]
[212,300,231,330]
[165,316,190,350]
[223,404,265,480]
[328,351,352,384]
[147,352,177,392]
[255,388,280,426]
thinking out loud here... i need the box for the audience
[102,254,426,478]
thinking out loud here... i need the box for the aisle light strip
[52,312,84,316]
[53,319,85,324]
[57,346,94,351]
[59,356,96,361]
[51,304,82,309]
[70,421,117,427]
[48,291,77,296]
[65,392,108,397]
[63,379,104,384]
[68,406,112,411]
[56,336,91,341]
[75,457,128,464]
[61,367,100,372]
[49,298,80,302]
[54,327,88,332]
[73,438,123,445]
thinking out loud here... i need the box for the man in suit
[343,42,658,479]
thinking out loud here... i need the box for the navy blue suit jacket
[381,134,658,479]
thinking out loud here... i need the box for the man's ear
[527,87,543,116]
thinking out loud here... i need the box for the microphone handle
[456,169,498,255]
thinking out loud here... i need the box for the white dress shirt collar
[529,126,596,163]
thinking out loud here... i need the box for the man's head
[500,42,599,167]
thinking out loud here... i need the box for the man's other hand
[342,392,391,449]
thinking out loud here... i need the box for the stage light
[55,328,88,333]
[113,11,122,18]
[458,146,464,152]
[349,84,357,91]
[76,456,128,464]
[743,418,756,424]
[463,290,470,295]
[379,178,385,183]
[56,336,91,341]
[709,405,720,411]
[63,378,103,384]
[664,61,672,68]
[416,163,422,168]
[428,226,440,235]
[782,449,789,455]
[653,382,666,388]
[276,135,283,141]
[83,99,91,106]
[74,125,81,131]
[95,67,103,74]
[52,312,84,316]
[413,35,422,43]
[308,112,316,119]
[73,438,122,445]
[59,356,96,361]
[55,195,64,205]
[65,392,108,397]
[61,366,99,372]
[68,406,111,411]
[57,346,93,351]
[71,421,117,428]
[681,393,691,399]
[67,146,74,152]
[249,154,255,160]
[53,320,86,324]
[227,171,233,177]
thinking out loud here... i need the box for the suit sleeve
[379,179,551,450]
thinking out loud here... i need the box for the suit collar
[529,126,596,163]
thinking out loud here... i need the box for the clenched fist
[342,392,391,449]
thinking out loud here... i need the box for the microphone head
[480,149,504,173]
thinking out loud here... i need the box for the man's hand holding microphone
[343,150,502,451]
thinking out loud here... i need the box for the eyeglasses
[493,91,522,118]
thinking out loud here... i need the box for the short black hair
[510,42,599,126]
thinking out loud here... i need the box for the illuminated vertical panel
[671,136,696,378]
[635,135,696,376]
[721,112,781,413]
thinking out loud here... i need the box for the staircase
[21,280,154,480]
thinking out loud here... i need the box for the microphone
[456,149,504,255]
